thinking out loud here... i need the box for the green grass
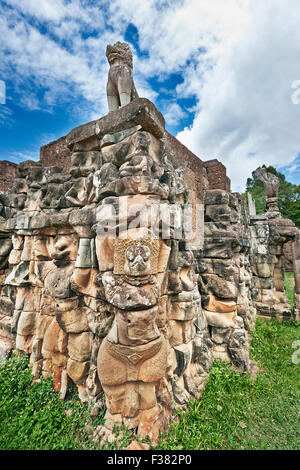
[285,272,295,308]
[0,318,299,450]
[156,318,300,450]
[0,354,132,450]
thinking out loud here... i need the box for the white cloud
[0,1,158,120]
[176,0,300,190]
[0,7,108,116]
[5,0,105,25]
[161,101,187,127]
[5,150,39,163]
[19,93,40,111]
[6,0,68,22]
[287,164,298,175]
[105,0,300,189]
[0,104,15,126]
[1,0,300,190]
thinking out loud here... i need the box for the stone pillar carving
[88,121,209,443]
[247,192,256,217]
[199,189,255,373]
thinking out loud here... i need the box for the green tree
[244,165,300,228]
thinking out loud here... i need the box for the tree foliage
[244,165,300,228]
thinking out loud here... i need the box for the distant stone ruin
[249,167,298,320]
[0,42,298,448]
[0,161,18,192]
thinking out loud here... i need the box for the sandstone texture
[0,42,298,447]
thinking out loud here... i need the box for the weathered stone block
[0,337,14,362]
[56,307,89,334]
[212,344,231,362]
[203,309,237,328]
[0,315,13,338]
[173,341,193,376]
[67,332,92,362]
[168,300,199,321]
[17,311,37,336]
[211,327,230,344]
[41,319,67,358]
[205,190,229,206]
[0,296,15,316]
[168,319,195,347]
[16,334,33,354]
[67,358,90,384]
[202,274,238,300]
[66,98,165,150]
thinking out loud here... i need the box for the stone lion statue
[106,41,139,112]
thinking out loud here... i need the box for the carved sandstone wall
[0,138,71,193]
[0,99,298,448]
[203,159,231,192]
[40,136,72,173]
[0,100,203,445]
[0,97,257,448]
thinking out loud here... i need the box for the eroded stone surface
[0,42,299,449]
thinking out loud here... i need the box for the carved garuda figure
[106,41,139,112]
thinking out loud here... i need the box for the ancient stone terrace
[0,41,299,449]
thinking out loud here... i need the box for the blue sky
[0,0,300,191]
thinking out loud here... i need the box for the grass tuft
[156,318,300,450]
[285,272,295,309]
[0,355,131,450]
[0,318,299,450]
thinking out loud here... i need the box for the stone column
[199,189,254,374]
[247,192,256,217]
[292,234,300,321]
